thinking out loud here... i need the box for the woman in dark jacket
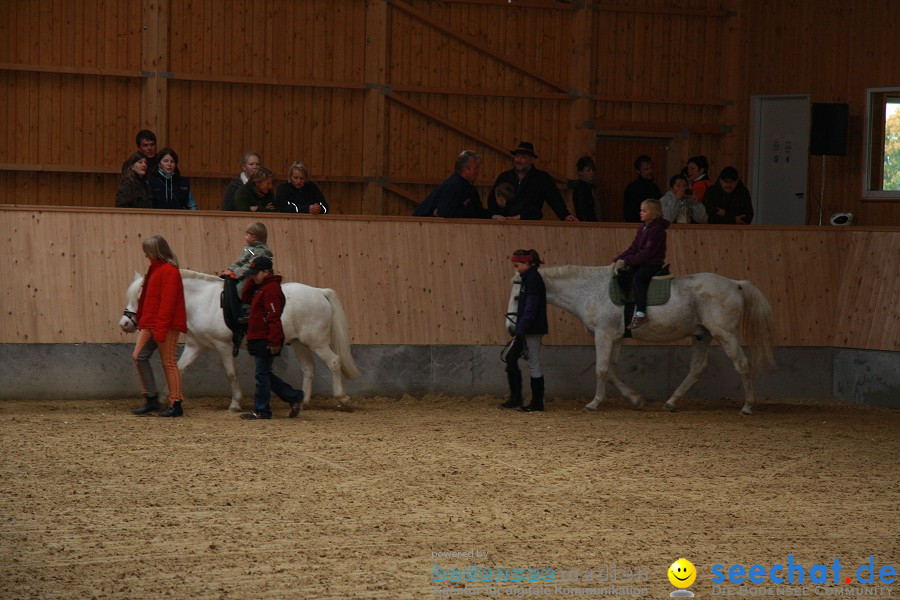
[115,152,153,208]
[148,148,197,210]
[500,249,549,413]
[234,167,278,212]
[275,161,329,214]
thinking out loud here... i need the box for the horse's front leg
[585,335,631,411]
[211,341,244,412]
[664,333,710,412]
[605,340,643,409]
[177,338,204,373]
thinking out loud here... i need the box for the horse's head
[505,275,522,336]
[119,272,143,333]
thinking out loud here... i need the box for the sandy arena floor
[0,394,898,600]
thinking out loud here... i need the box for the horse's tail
[322,288,361,379]
[738,280,776,375]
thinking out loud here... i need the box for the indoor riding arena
[2,1,899,599]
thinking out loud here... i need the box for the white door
[750,95,810,225]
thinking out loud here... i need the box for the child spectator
[115,152,153,208]
[686,155,712,204]
[660,173,708,224]
[130,235,188,417]
[573,155,600,221]
[490,183,521,221]
[239,256,303,420]
[611,199,669,330]
[500,249,548,413]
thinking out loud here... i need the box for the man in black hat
[487,142,576,221]
[704,166,754,224]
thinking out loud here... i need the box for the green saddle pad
[609,276,672,306]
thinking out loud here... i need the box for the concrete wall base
[0,344,896,409]
[0,344,900,408]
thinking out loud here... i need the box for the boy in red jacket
[239,257,303,420]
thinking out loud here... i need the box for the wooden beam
[387,0,569,93]
[383,183,420,206]
[590,120,731,136]
[390,84,568,100]
[0,63,141,79]
[166,71,367,91]
[592,93,730,107]
[590,2,733,18]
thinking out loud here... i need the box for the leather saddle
[608,264,674,307]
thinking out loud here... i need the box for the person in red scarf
[239,257,303,420]
[131,235,188,417]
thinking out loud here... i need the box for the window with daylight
[865,87,900,198]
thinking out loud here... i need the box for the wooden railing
[2,206,897,350]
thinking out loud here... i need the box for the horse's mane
[179,269,224,283]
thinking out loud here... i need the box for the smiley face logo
[668,558,697,588]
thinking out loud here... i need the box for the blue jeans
[253,350,302,416]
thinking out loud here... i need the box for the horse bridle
[122,308,138,329]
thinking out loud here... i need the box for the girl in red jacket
[131,235,188,417]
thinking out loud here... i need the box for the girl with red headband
[500,249,548,412]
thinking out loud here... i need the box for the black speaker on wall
[810,103,849,156]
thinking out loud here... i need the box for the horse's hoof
[631,398,644,410]
[583,404,598,412]
[741,407,753,416]
[664,402,676,412]
[228,403,242,413]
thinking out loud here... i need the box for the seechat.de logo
[711,556,896,585]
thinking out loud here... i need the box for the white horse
[506,265,775,415]
[120,270,360,411]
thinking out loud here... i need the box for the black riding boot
[132,394,160,416]
[158,400,183,418]
[519,376,545,412]
[500,369,523,409]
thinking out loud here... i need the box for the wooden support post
[140,0,167,136]
[718,0,744,171]
[566,3,596,216]
[363,0,389,215]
